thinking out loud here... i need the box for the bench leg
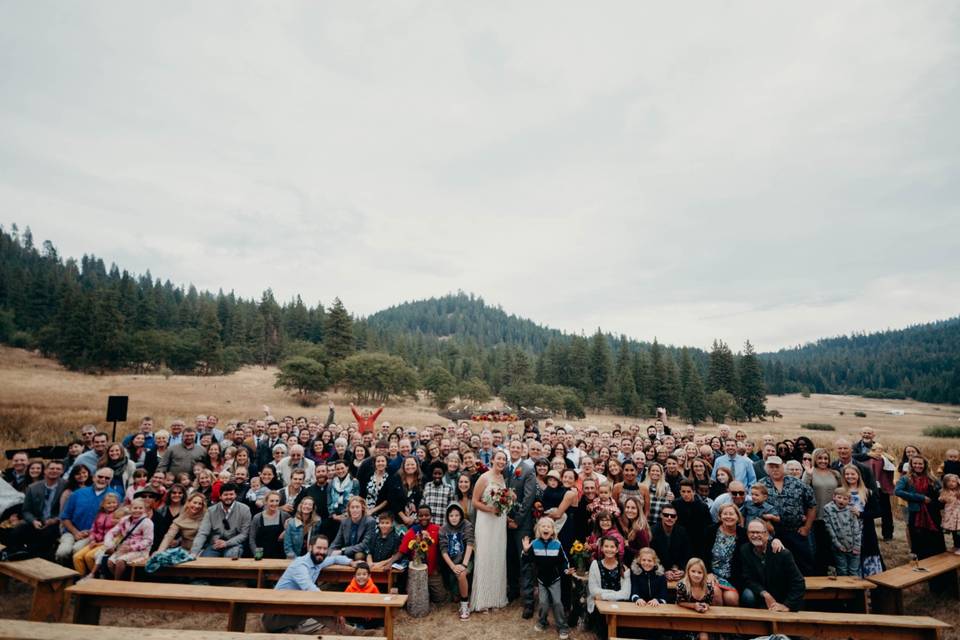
[872,587,903,615]
[29,580,69,622]
[227,603,246,632]
[384,607,394,640]
[607,613,617,640]
[72,595,101,625]
[387,571,393,593]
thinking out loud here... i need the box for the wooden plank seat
[127,557,402,591]
[67,579,406,640]
[867,551,960,614]
[0,557,80,622]
[666,575,874,611]
[0,620,382,640]
[596,601,951,640]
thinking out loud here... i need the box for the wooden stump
[405,563,430,617]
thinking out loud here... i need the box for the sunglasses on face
[730,491,745,496]
[661,513,677,519]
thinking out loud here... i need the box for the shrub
[854,411,867,418]
[922,425,960,438]
[802,422,835,431]
[800,387,811,398]
[839,411,845,416]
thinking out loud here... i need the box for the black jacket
[650,523,691,572]
[739,542,806,611]
[672,497,713,561]
[630,566,668,603]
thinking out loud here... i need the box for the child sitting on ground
[741,483,780,533]
[340,562,382,632]
[822,487,862,576]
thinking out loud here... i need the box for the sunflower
[571,541,584,553]
[420,541,429,552]
[408,540,418,551]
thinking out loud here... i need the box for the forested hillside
[0,224,957,416]
[761,319,960,404]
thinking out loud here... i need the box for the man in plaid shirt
[421,461,454,526]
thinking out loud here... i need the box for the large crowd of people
[1,407,959,639]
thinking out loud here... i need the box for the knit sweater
[822,502,862,554]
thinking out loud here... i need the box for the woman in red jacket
[351,403,384,434]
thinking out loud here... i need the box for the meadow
[1,344,959,638]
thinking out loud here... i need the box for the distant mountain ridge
[366,294,960,404]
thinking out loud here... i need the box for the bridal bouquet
[482,485,517,517]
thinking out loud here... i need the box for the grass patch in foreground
[802,422,836,431]
[922,425,960,438]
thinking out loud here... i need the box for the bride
[470,449,509,612]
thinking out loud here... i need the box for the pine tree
[707,340,738,395]
[198,305,224,374]
[679,348,708,424]
[771,360,786,396]
[324,297,354,361]
[588,330,613,408]
[566,335,590,395]
[738,340,767,420]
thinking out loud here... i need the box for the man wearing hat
[135,487,171,553]
[760,456,816,575]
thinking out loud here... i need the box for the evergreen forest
[1,225,957,420]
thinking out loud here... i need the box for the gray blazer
[331,515,377,558]
[191,501,252,554]
[507,460,537,536]
[22,480,66,524]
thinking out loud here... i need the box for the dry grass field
[1,344,959,638]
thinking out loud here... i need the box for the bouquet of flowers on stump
[407,530,433,568]
[570,540,592,576]
[482,485,517,517]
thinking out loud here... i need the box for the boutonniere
[514,467,522,478]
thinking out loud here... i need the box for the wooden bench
[0,620,382,640]
[68,579,406,640]
[127,556,402,591]
[0,557,80,622]
[667,575,874,612]
[867,551,960,614]
[597,601,951,640]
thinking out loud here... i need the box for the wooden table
[128,557,401,591]
[867,551,960,614]
[667,575,874,612]
[0,558,80,622]
[68,579,406,640]
[596,601,951,640]
[0,620,382,640]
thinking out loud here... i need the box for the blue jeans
[833,550,859,576]
[538,579,569,633]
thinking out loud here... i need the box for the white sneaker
[459,602,470,620]
[559,633,570,640]
[534,623,546,632]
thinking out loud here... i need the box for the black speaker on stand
[106,396,128,442]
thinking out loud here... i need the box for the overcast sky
[2,2,958,352]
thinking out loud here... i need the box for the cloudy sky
[2,2,958,352]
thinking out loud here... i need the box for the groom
[506,439,537,617]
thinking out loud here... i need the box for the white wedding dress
[469,473,508,611]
